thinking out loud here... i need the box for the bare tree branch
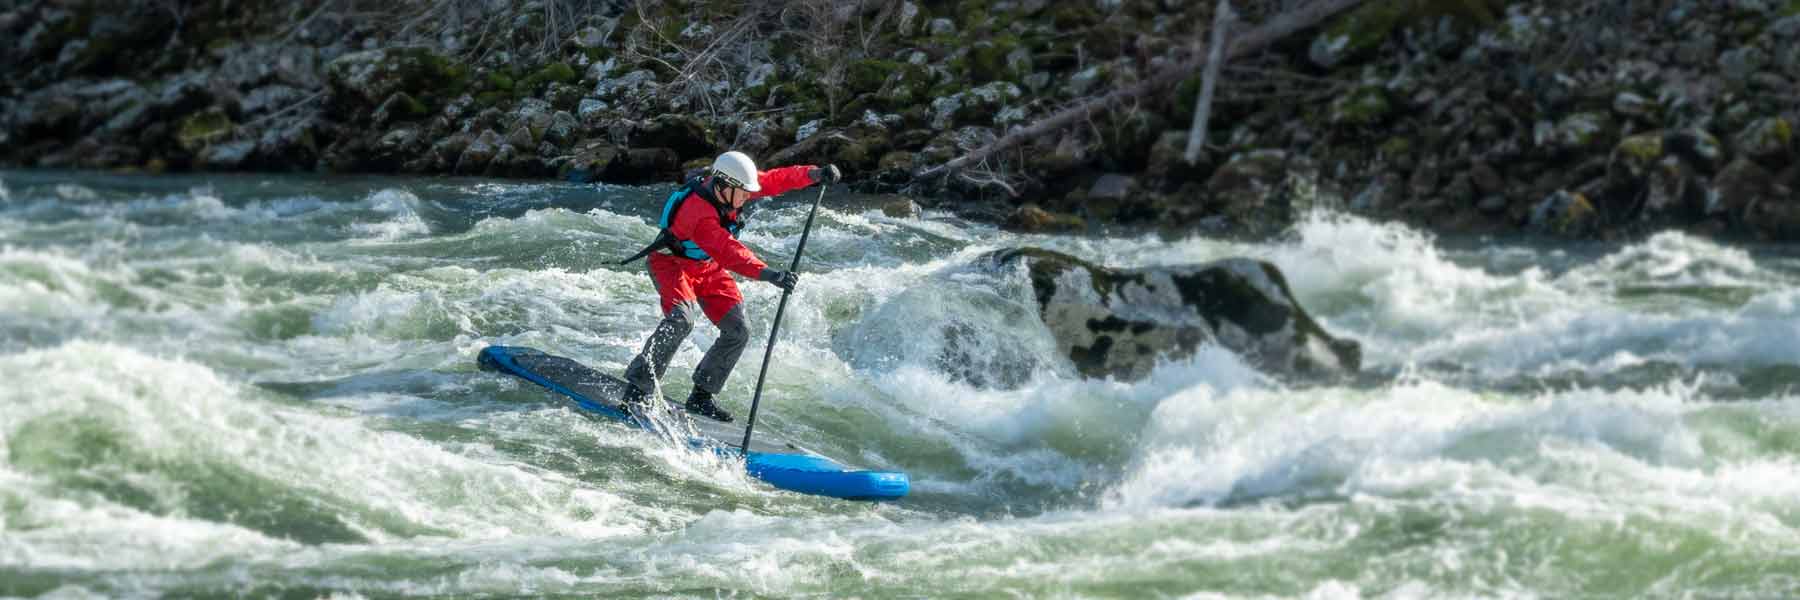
[1186,0,1236,164]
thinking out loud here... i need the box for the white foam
[350,189,430,241]
[53,183,99,202]
[0,342,654,570]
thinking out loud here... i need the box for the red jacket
[666,165,814,279]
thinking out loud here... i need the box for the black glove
[758,268,798,291]
[808,164,841,185]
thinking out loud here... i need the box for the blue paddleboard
[477,345,908,501]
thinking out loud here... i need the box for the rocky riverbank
[4,0,1797,240]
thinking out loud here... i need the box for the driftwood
[917,0,1370,180]
[1186,0,1236,165]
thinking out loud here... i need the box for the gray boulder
[456,129,502,174]
[199,140,255,169]
[991,248,1360,382]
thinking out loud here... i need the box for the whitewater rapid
[2,170,1797,598]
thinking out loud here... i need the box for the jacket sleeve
[748,165,816,202]
[671,193,768,279]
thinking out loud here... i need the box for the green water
[2,170,1798,598]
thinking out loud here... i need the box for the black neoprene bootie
[621,383,651,409]
[684,389,734,422]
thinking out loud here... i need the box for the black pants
[623,302,749,398]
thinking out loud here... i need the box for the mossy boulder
[520,62,577,94]
[1006,204,1086,233]
[1734,117,1793,165]
[544,111,579,147]
[1528,190,1599,237]
[989,248,1361,382]
[372,92,429,127]
[509,98,554,142]
[326,46,467,110]
[175,107,233,153]
[1710,157,1779,226]
[560,143,623,183]
[1147,131,1207,182]
[876,150,917,183]
[882,195,922,218]
[958,37,1022,83]
[1200,149,1319,236]
[613,147,680,182]
[1606,132,1669,197]
[544,82,584,111]
[630,114,716,160]
[1665,129,1726,174]
[955,81,1023,126]
[1021,135,1086,179]
[1612,133,1665,173]
[1742,191,1800,241]
[1551,112,1615,154]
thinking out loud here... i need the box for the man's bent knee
[715,307,748,347]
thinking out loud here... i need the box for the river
[2,169,1797,598]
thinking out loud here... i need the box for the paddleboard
[477,345,908,501]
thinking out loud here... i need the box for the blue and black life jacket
[617,176,743,264]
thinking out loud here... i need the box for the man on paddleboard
[616,150,840,422]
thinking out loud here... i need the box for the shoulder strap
[617,178,742,264]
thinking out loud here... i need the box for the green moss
[401,93,429,117]
[1556,192,1596,235]
[878,151,915,172]
[956,0,988,32]
[1050,3,1102,29]
[928,80,968,101]
[846,59,899,94]
[898,63,932,85]
[741,84,771,105]
[771,80,826,108]
[1781,0,1800,16]
[1083,23,1131,60]
[1319,1,1409,63]
[487,72,516,92]
[1175,75,1202,112]
[1379,137,1412,156]
[176,108,233,152]
[959,35,1020,83]
[1318,0,1505,66]
[521,62,577,92]
[475,91,510,108]
[1331,86,1392,126]
[1617,133,1664,164]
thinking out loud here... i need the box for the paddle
[740,182,828,455]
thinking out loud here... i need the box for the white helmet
[710,151,761,192]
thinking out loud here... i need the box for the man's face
[719,185,750,209]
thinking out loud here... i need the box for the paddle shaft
[740,183,827,454]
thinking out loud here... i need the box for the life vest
[617,176,743,264]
